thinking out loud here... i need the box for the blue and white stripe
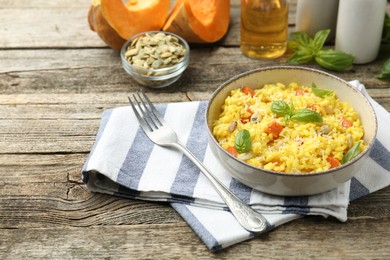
[82,81,390,251]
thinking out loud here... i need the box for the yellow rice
[212,82,366,173]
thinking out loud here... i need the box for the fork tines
[128,91,163,132]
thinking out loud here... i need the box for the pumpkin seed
[125,32,187,73]
[146,57,155,65]
[158,45,168,53]
[133,59,144,67]
[155,32,166,39]
[160,52,172,58]
[163,57,172,65]
[152,59,163,69]
[148,38,159,45]
[143,47,154,54]
[174,47,182,55]
[228,121,237,133]
[170,36,179,43]
[125,48,138,57]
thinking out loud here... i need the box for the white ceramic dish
[206,66,378,196]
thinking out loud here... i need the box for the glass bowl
[120,31,190,88]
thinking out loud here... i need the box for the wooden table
[1,0,390,259]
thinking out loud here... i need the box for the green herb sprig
[311,82,334,97]
[271,100,323,124]
[381,12,390,44]
[341,142,361,164]
[287,29,354,71]
[376,12,390,79]
[376,57,390,79]
[234,129,252,154]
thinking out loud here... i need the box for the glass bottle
[240,0,289,59]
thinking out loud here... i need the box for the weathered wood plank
[1,213,390,259]
[0,0,104,48]
[1,47,389,95]
[1,148,389,231]
[1,148,390,230]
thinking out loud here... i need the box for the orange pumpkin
[100,0,171,40]
[88,0,170,50]
[163,0,231,43]
[87,0,231,49]
[88,1,126,50]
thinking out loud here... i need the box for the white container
[295,0,339,41]
[335,0,387,64]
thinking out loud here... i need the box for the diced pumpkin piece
[265,121,284,138]
[240,108,254,124]
[340,118,353,128]
[226,146,238,157]
[327,155,341,169]
[241,86,255,97]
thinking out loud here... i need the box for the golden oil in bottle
[240,0,289,59]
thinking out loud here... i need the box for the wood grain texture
[1,0,390,259]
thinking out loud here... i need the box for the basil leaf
[341,142,361,164]
[313,29,330,50]
[287,50,314,64]
[376,57,390,79]
[312,88,334,97]
[311,83,334,97]
[382,13,390,44]
[272,101,323,124]
[288,32,314,51]
[291,109,323,123]
[287,30,354,71]
[287,39,301,52]
[315,49,354,71]
[271,100,290,116]
[234,129,252,154]
[289,100,294,115]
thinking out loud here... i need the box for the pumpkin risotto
[212,83,366,173]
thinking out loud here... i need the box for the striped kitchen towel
[82,81,390,251]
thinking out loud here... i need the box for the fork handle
[171,142,268,234]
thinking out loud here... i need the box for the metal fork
[128,92,268,234]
